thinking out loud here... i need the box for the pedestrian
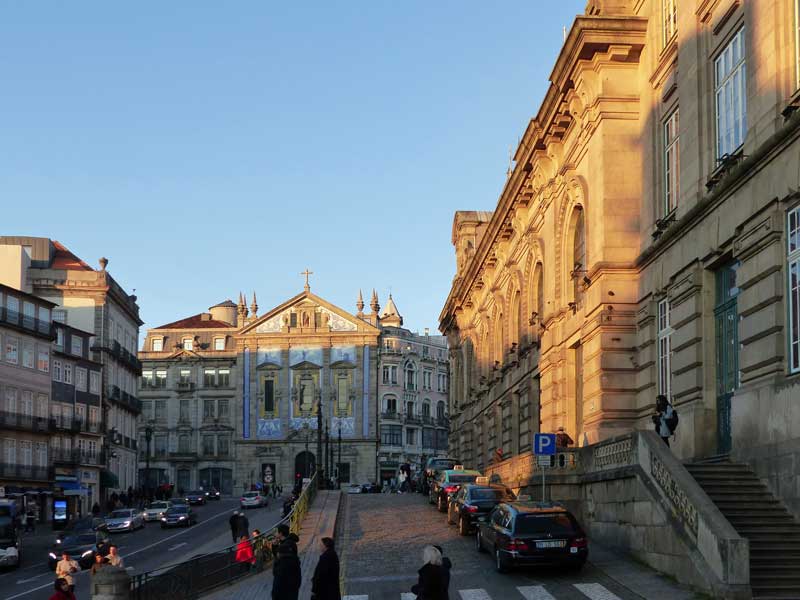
[235,534,256,572]
[237,511,250,540]
[48,578,76,600]
[272,524,301,600]
[432,545,451,596]
[652,394,679,447]
[555,426,574,448]
[311,537,341,600]
[398,470,407,494]
[106,545,124,567]
[251,529,266,571]
[410,545,448,600]
[229,511,239,543]
[91,502,101,517]
[56,552,79,592]
[90,553,107,576]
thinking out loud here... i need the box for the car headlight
[178,516,186,520]
[123,521,131,527]
[82,550,93,558]
[49,552,57,559]
[55,539,62,545]
[161,517,167,522]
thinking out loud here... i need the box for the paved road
[338,493,697,600]
[0,496,283,600]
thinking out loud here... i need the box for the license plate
[535,540,566,549]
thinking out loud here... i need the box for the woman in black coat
[272,529,301,600]
[411,545,448,600]
[311,537,341,600]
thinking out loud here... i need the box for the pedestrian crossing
[343,583,623,600]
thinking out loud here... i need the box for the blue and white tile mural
[257,418,282,440]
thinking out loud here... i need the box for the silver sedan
[105,508,145,532]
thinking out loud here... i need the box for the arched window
[535,263,544,319]
[383,394,397,415]
[404,361,417,391]
[510,290,521,348]
[422,400,431,418]
[494,311,504,364]
[436,401,445,419]
[569,207,586,304]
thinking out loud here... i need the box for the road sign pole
[542,463,546,502]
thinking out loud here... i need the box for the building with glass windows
[376,295,450,484]
[440,0,800,505]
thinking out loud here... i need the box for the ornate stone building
[139,283,382,491]
[440,0,800,511]
[376,295,450,482]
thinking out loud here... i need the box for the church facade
[138,283,383,492]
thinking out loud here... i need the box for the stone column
[91,566,130,600]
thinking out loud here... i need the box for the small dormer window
[182,338,193,351]
[152,338,163,352]
[214,337,225,351]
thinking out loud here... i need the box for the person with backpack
[652,394,678,446]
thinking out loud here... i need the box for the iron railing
[129,471,318,600]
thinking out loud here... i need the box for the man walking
[229,511,239,543]
[311,537,340,600]
[56,552,79,592]
[272,524,301,600]
[237,511,250,540]
[106,545,124,568]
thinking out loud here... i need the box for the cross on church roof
[301,268,314,291]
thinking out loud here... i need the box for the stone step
[749,540,800,550]
[751,563,800,572]
[689,473,761,481]
[723,509,791,518]
[751,552,800,560]
[727,515,797,525]
[697,480,766,488]
[752,575,800,586]
[707,489,774,498]
[712,498,782,507]
[686,461,748,469]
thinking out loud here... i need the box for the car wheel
[459,516,469,536]
[495,548,510,573]
[476,530,486,553]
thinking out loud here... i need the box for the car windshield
[514,513,577,535]
[243,492,259,498]
[0,516,14,542]
[448,474,478,483]
[148,502,169,510]
[110,510,133,518]
[62,533,96,546]
[471,488,516,501]
[167,507,189,515]
[431,460,456,470]
[188,491,203,495]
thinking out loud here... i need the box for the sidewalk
[202,490,341,600]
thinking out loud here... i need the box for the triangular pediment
[166,348,204,360]
[239,290,380,336]
[290,360,322,370]
[330,360,356,369]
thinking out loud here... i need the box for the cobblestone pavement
[338,493,701,600]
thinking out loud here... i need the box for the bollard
[91,565,131,600]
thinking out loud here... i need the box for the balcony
[108,387,142,413]
[50,417,80,433]
[51,449,101,465]
[421,415,434,426]
[0,307,55,340]
[380,411,401,421]
[436,417,449,428]
[177,382,196,392]
[0,410,51,434]
[170,451,198,461]
[0,462,51,481]
[404,413,422,425]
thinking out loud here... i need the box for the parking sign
[534,433,557,456]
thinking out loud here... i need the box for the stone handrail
[581,431,749,597]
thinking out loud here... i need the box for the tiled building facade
[440,0,800,514]
[0,284,55,520]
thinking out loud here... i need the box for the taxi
[428,465,482,512]
[447,478,516,535]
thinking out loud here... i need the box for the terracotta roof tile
[51,241,92,271]
[155,313,234,330]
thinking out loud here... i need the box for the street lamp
[337,424,342,488]
[317,396,324,489]
[302,423,310,479]
[144,420,154,499]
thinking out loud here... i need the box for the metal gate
[715,265,739,455]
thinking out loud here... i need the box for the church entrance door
[295,451,316,479]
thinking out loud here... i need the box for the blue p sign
[534,433,557,456]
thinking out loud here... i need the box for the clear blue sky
[1,1,584,336]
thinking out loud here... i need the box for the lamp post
[325,421,331,488]
[104,427,118,503]
[316,397,324,489]
[144,421,154,499]
[303,423,310,479]
[337,424,342,487]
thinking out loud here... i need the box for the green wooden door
[715,265,740,454]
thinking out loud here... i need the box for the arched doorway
[295,451,316,479]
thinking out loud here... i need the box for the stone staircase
[686,460,800,600]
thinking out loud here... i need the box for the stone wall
[486,432,750,598]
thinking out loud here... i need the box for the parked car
[347,484,362,495]
[105,509,145,533]
[422,457,458,494]
[240,491,266,509]
[184,491,207,506]
[429,467,482,512]
[447,481,517,535]
[62,516,108,535]
[143,501,172,522]
[360,482,380,494]
[205,488,221,500]
[476,502,588,573]
[161,506,197,528]
[48,531,111,570]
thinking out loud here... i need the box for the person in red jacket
[235,535,256,572]
[49,578,76,600]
